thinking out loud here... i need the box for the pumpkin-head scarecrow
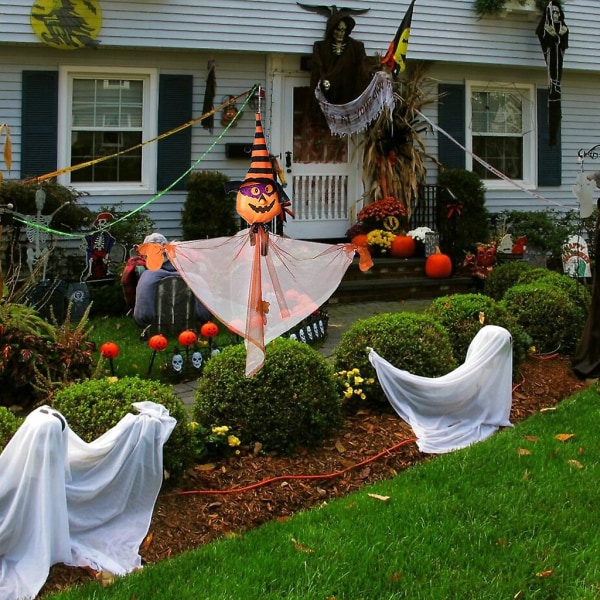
[225,113,292,255]
[136,111,372,378]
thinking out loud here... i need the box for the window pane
[71,131,142,182]
[71,77,144,183]
[473,136,523,180]
[472,91,523,135]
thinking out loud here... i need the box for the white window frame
[57,65,158,195]
[466,81,536,190]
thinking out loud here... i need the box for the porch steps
[329,257,474,304]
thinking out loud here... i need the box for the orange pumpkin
[178,329,197,346]
[390,235,416,258]
[236,179,282,225]
[200,321,219,338]
[148,334,168,351]
[99,341,119,359]
[425,247,453,278]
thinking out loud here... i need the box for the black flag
[381,0,416,77]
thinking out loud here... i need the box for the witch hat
[245,113,274,182]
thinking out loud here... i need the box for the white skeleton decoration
[191,351,203,370]
[171,353,184,373]
[24,187,67,278]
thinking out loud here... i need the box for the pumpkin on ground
[425,247,453,278]
[390,235,416,258]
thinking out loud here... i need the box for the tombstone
[523,245,548,268]
[65,282,90,322]
[562,235,592,279]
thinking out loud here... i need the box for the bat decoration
[296,3,369,18]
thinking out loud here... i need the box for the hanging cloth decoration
[315,70,394,136]
[536,0,568,147]
[139,113,372,377]
[202,59,217,134]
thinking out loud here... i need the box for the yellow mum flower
[227,435,241,447]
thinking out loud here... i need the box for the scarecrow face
[236,179,281,224]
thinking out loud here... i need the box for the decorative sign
[30,0,102,50]
[562,235,591,278]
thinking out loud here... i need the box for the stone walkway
[173,299,432,408]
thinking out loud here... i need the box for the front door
[279,75,360,240]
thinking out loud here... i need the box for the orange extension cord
[161,437,418,498]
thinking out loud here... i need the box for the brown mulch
[39,354,591,597]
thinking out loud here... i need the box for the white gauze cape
[0,401,176,600]
[368,325,513,454]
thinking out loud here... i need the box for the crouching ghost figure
[0,402,176,600]
[368,325,513,454]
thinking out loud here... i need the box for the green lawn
[50,384,600,599]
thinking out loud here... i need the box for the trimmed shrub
[182,171,237,240]
[501,282,586,354]
[333,312,457,404]
[426,293,528,378]
[53,377,194,480]
[193,338,342,454]
[0,407,23,453]
[515,268,591,312]
[483,260,533,300]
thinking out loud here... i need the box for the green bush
[515,268,591,312]
[194,338,342,454]
[483,260,533,300]
[182,171,238,240]
[0,407,23,453]
[53,376,194,480]
[333,312,457,404]
[501,282,587,354]
[437,169,492,266]
[425,293,528,378]
[495,209,579,271]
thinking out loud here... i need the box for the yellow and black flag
[381,0,416,76]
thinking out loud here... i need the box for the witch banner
[536,0,568,147]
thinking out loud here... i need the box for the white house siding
[1,0,599,240]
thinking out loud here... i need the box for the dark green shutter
[438,83,466,170]
[157,74,193,191]
[21,71,58,179]
[537,87,561,186]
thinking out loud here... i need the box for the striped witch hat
[244,113,274,182]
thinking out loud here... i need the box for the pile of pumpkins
[352,232,452,279]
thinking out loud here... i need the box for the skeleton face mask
[171,353,184,372]
[191,351,203,369]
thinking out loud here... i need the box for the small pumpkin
[390,235,416,258]
[200,321,219,338]
[148,334,168,351]
[178,329,197,347]
[99,341,119,359]
[425,246,453,278]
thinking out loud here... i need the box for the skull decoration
[313,323,320,338]
[298,329,306,344]
[191,351,203,370]
[171,353,184,373]
[318,319,325,335]
[306,326,314,341]
[288,333,298,342]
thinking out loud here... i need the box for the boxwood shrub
[53,376,194,480]
[426,293,528,378]
[193,337,342,454]
[0,407,23,453]
[501,282,587,354]
[333,312,457,404]
[483,260,533,300]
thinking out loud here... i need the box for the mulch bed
[39,354,591,597]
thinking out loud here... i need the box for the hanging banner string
[23,87,255,185]
[413,106,567,210]
[13,85,258,239]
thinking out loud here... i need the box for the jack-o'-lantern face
[236,178,282,224]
